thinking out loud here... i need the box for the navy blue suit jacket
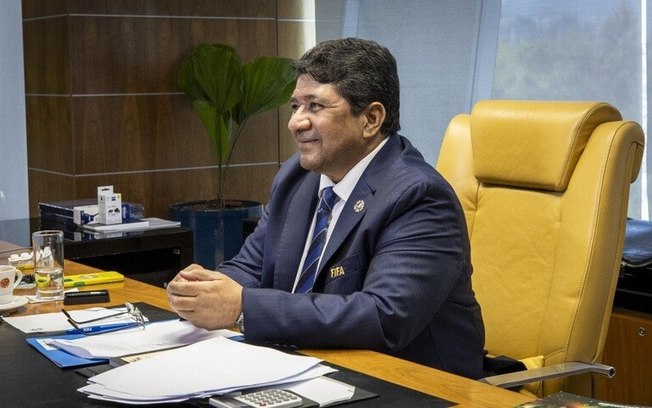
[219,135,485,379]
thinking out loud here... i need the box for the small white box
[73,204,99,225]
[98,193,122,225]
[97,185,113,197]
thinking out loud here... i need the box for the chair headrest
[470,100,622,192]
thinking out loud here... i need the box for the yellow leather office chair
[436,100,644,397]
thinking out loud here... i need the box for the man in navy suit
[167,38,485,379]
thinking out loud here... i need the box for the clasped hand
[166,264,243,330]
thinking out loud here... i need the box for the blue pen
[65,322,139,335]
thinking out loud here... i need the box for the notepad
[80,219,150,232]
[63,271,124,287]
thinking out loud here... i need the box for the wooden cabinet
[594,308,652,405]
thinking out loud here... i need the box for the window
[494,0,647,218]
[315,0,649,218]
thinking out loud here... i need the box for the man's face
[288,74,369,182]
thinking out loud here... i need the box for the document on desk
[49,319,238,359]
[78,336,333,405]
[4,306,140,334]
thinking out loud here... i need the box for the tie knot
[321,187,338,211]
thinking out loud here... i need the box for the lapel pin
[330,266,345,278]
[353,200,365,213]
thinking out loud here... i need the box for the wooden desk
[6,259,532,408]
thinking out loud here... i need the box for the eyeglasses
[61,302,147,335]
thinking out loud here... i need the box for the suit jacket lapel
[274,173,320,291]
[320,182,371,265]
[319,135,405,274]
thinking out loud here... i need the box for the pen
[65,322,139,335]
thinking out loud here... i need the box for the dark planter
[169,199,262,270]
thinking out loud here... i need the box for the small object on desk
[0,265,23,305]
[8,251,34,270]
[20,274,35,284]
[0,295,29,312]
[17,274,35,289]
[64,290,110,305]
[32,230,65,301]
[63,271,124,288]
[66,322,140,335]
[209,389,303,408]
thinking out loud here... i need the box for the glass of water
[32,230,65,300]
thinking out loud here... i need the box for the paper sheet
[50,319,238,359]
[4,306,136,333]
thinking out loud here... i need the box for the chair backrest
[435,100,644,396]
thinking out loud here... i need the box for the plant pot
[169,199,262,270]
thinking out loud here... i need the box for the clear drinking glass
[32,230,65,300]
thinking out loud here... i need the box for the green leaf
[178,43,297,199]
[178,57,207,102]
[193,44,243,113]
[234,57,297,124]
[192,100,230,163]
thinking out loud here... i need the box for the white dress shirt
[292,137,389,292]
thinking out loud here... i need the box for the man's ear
[362,102,386,138]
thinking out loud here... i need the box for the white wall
[0,0,29,221]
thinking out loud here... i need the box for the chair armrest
[479,362,615,389]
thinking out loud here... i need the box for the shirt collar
[319,136,389,202]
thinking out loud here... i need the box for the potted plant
[169,43,296,269]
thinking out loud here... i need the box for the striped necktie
[295,187,338,293]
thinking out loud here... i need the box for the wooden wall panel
[22,0,316,219]
[277,3,316,163]
[21,0,68,19]
[74,165,277,218]
[23,0,275,18]
[69,17,277,93]
[27,170,75,215]
[22,17,69,94]
[25,96,73,175]
[213,165,278,204]
[278,112,298,164]
[66,0,275,17]
[71,95,278,172]
[72,94,213,173]
[224,112,279,165]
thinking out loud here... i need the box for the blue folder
[26,334,109,368]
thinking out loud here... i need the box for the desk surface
[1,247,531,407]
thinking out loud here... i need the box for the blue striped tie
[295,187,338,293]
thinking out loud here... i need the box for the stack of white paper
[79,336,334,405]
